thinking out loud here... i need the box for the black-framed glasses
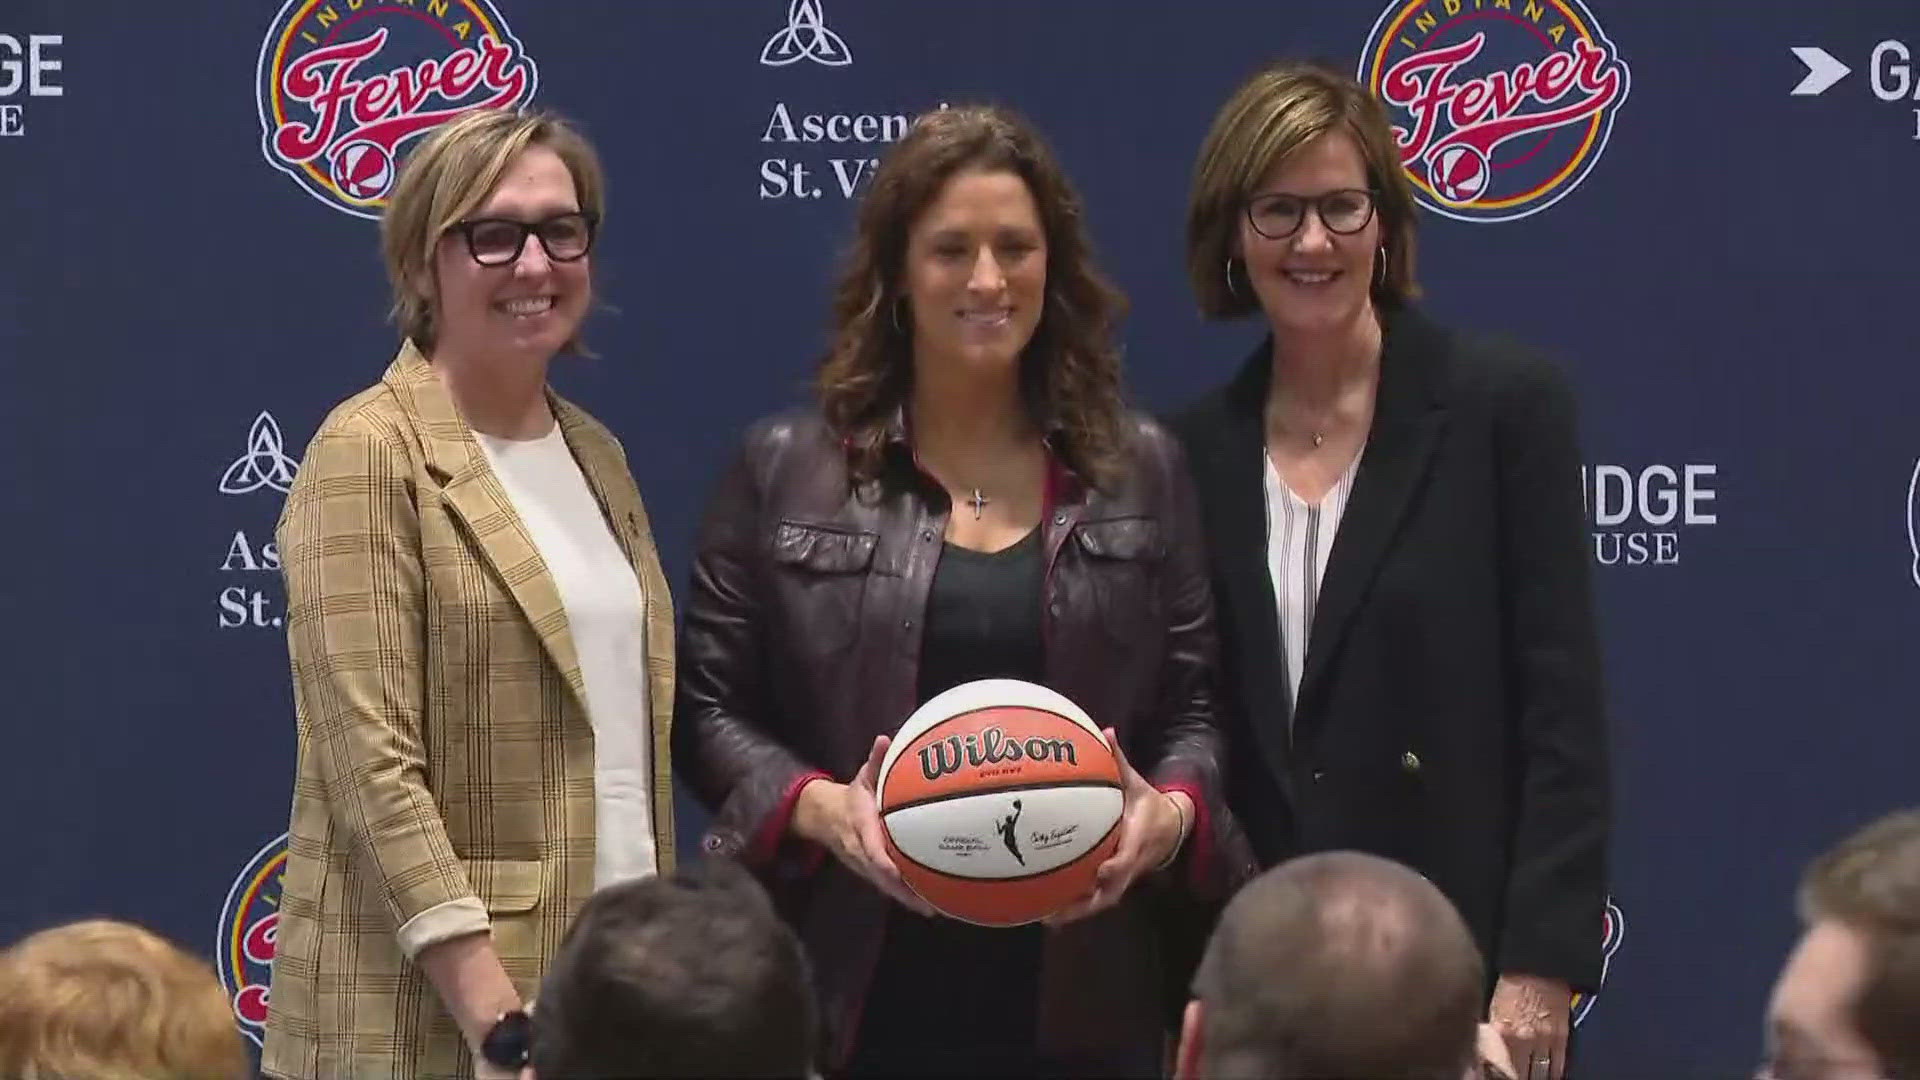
[449,211,598,266]
[1245,188,1377,240]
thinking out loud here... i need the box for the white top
[1263,450,1363,712]
[476,427,657,889]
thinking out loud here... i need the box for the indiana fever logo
[1571,898,1625,1026]
[1358,0,1631,223]
[215,833,288,1047]
[255,0,539,219]
[1906,457,1919,589]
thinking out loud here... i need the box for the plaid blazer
[261,343,676,1080]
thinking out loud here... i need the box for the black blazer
[1169,305,1609,990]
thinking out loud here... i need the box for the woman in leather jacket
[673,105,1252,1079]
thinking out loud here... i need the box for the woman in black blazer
[1168,62,1609,1080]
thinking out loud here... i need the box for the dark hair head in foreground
[1184,850,1484,1080]
[531,858,817,1079]
[1768,808,1920,1080]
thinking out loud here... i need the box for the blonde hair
[1187,61,1421,319]
[381,107,607,354]
[0,920,250,1080]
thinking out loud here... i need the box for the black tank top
[847,526,1051,1079]
[915,526,1045,700]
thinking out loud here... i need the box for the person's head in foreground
[1177,850,1487,1080]
[1764,808,1920,1080]
[0,918,251,1080]
[530,857,818,1079]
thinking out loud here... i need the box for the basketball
[877,679,1125,926]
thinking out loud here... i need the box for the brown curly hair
[817,104,1127,488]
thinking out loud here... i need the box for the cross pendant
[967,489,991,519]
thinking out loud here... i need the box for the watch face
[482,1009,533,1068]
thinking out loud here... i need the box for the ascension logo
[255,0,539,219]
[220,412,299,496]
[1358,0,1631,222]
[215,833,288,1048]
[1571,898,1625,1026]
[761,0,850,67]
[218,412,296,630]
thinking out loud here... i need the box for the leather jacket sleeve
[1134,423,1257,898]
[672,428,829,871]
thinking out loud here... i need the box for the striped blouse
[1263,449,1363,712]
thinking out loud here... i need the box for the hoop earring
[1224,257,1243,300]
[890,298,907,334]
[1374,246,1389,289]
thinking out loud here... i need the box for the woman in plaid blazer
[261,110,676,1080]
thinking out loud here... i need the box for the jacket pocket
[1071,517,1166,651]
[770,520,877,654]
[467,858,544,914]
[466,858,545,979]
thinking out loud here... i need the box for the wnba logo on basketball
[214,833,288,1047]
[917,726,1079,781]
[1357,0,1631,223]
[255,0,539,219]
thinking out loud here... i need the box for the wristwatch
[480,1009,532,1071]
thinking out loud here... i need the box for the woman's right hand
[791,736,936,916]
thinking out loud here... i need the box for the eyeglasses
[1245,188,1377,240]
[448,212,598,266]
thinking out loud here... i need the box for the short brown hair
[0,919,250,1080]
[381,107,606,354]
[817,104,1127,489]
[1799,808,1920,1079]
[1187,60,1421,319]
[532,859,817,1079]
[1191,852,1482,1080]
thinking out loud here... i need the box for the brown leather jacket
[673,410,1254,1074]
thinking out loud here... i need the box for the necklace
[967,489,991,519]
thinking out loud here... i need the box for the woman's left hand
[1045,728,1190,926]
[1489,973,1572,1080]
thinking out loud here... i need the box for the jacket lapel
[1293,309,1448,730]
[383,344,590,714]
[1197,347,1296,784]
[555,402,680,871]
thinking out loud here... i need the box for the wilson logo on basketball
[1358,0,1631,222]
[917,726,1079,781]
[255,0,539,219]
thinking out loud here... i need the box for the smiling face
[900,167,1048,383]
[427,144,591,365]
[1236,129,1382,339]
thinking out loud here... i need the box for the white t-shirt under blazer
[475,426,657,888]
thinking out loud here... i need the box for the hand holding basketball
[1044,728,1187,926]
[793,737,936,916]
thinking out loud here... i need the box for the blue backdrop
[4,1,1919,1075]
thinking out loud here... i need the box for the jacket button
[902,619,913,630]
[1311,769,1326,783]
[1401,751,1422,774]
[1053,513,1067,525]
[702,834,723,852]
[921,528,934,541]
[1048,602,1062,617]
